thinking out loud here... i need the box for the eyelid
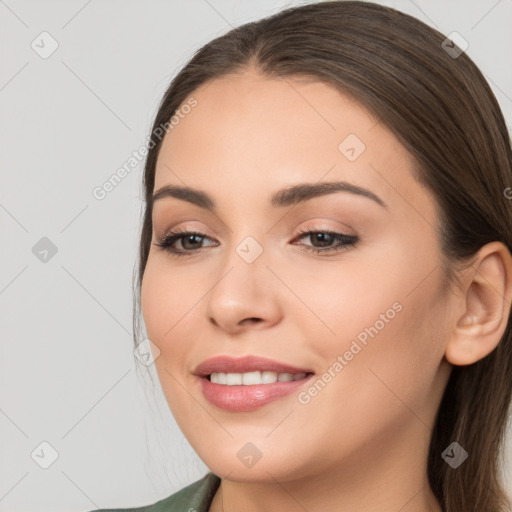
[295,220,356,237]
[155,221,215,239]
[155,221,353,244]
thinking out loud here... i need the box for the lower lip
[198,374,314,412]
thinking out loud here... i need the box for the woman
[94,1,512,511]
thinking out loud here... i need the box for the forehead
[153,70,435,223]
[156,71,386,179]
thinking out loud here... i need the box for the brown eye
[292,229,359,255]
[153,230,218,256]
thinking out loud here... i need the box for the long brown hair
[133,2,512,510]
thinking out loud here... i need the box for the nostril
[241,318,262,325]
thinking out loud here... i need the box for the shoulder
[90,472,221,512]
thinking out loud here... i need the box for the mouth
[205,370,314,385]
[194,356,315,412]
[194,354,314,378]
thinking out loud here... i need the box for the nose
[205,255,283,335]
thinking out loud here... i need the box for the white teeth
[261,371,278,384]
[226,373,242,385]
[242,371,261,385]
[210,371,308,385]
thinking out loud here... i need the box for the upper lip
[194,356,314,377]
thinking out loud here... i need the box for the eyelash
[153,227,359,257]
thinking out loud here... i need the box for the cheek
[141,258,199,345]
[300,289,448,458]
[336,270,449,414]
[278,254,403,358]
[140,267,167,344]
[141,262,197,414]
[304,245,448,396]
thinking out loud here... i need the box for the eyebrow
[152,180,388,210]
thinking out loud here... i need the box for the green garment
[92,472,221,512]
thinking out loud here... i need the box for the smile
[208,371,308,385]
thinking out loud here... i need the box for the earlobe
[445,242,512,366]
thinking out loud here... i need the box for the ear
[445,241,512,366]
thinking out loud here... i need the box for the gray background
[1,0,511,510]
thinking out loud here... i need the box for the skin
[140,68,512,512]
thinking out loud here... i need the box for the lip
[194,355,313,377]
[194,356,315,412]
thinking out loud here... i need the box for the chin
[198,445,315,483]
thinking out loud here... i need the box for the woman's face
[141,69,455,483]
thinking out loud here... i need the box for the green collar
[94,472,221,512]
[140,472,220,512]
[154,472,221,511]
